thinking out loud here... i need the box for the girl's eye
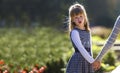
[75,17,78,19]
[80,16,82,17]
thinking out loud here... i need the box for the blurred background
[0,0,120,73]
[0,0,120,27]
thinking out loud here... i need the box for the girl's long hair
[68,3,90,32]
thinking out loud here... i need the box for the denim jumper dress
[66,28,94,73]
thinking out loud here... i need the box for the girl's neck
[75,26,85,30]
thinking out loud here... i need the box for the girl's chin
[78,22,82,24]
[76,22,83,25]
[78,23,82,25]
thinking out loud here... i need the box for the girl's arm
[95,15,120,61]
[71,30,94,63]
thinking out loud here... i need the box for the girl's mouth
[79,21,81,24]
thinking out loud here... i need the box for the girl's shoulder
[71,28,87,33]
[70,28,90,36]
[70,28,79,34]
[70,28,78,36]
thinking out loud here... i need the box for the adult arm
[95,15,120,61]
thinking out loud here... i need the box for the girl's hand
[92,61,101,71]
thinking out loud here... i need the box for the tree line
[0,0,120,27]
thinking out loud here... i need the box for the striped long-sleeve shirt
[95,15,120,61]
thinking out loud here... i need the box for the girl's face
[72,13,85,28]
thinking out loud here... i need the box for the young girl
[66,3,100,73]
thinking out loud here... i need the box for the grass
[0,27,72,70]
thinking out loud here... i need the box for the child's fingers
[93,62,101,71]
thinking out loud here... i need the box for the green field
[0,27,119,73]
